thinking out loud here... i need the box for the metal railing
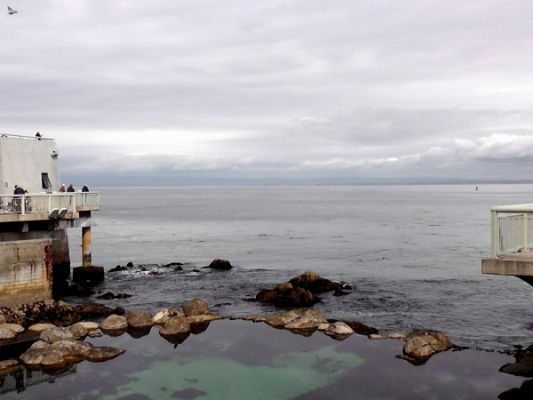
[490,204,533,257]
[0,192,100,217]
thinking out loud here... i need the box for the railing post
[20,196,25,214]
[522,213,529,252]
[491,210,499,257]
[48,194,52,213]
[72,193,77,212]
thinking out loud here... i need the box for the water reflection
[0,321,527,399]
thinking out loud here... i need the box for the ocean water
[67,185,533,351]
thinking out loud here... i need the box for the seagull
[7,6,18,15]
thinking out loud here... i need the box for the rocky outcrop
[159,317,191,336]
[255,271,351,308]
[289,271,345,293]
[40,327,74,343]
[402,329,454,364]
[256,286,316,307]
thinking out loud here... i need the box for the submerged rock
[208,259,233,270]
[74,303,124,318]
[402,329,453,364]
[84,346,125,362]
[499,379,533,400]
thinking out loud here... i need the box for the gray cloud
[2,1,533,182]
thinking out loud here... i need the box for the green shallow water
[103,346,362,400]
[0,320,527,399]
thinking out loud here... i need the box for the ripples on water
[67,185,533,351]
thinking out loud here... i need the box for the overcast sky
[2,0,533,183]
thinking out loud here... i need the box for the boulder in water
[184,299,210,317]
[127,310,153,329]
[100,314,128,332]
[208,259,233,270]
[402,329,453,364]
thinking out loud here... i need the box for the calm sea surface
[68,185,533,351]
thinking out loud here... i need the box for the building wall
[0,239,52,306]
[0,135,61,195]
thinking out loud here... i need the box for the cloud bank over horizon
[2,1,533,182]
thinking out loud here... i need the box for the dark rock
[333,289,350,296]
[72,266,105,283]
[163,262,183,268]
[208,259,233,270]
[126,262,134,268]
[174,266,183,271]
[500,347,533,377]
[109,265,128,273]
[97,292,132,300]
[65,284,96,297]
[256,287,316,307]
[73,304,125,321]
[499,379,533,400]
[192,269,201,273]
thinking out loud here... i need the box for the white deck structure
[481,203,533,286]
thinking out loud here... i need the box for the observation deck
[0,192,100,224]
[481,203,533,286]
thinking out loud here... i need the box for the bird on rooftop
[7,6,18,15]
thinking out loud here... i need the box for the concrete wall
[0,135,60,195]
[0,239,52,307]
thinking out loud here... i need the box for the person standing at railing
[67,184,75,192]
[82,185,89,192]
[13,185,25,213]
[58,184,66,192]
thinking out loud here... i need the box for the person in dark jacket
[67,184,75,192]
[81,185,89,192]
[13,185,25,195]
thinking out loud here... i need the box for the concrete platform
[482,255,533,286]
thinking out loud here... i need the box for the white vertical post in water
[491,210,499,257]
[522,213,528,252]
